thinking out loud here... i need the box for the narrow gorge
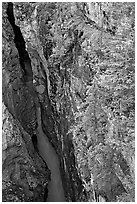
[2,2,135,202]
[2,2,83,202]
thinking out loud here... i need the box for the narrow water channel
[36,107,65,202]
[7,3,66,201]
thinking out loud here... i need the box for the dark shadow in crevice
[7,2,33,82]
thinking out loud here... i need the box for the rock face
[2,103,49,202]
[2,2,83,202]
[2,3,50,202]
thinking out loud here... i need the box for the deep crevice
[7,2,33,82]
